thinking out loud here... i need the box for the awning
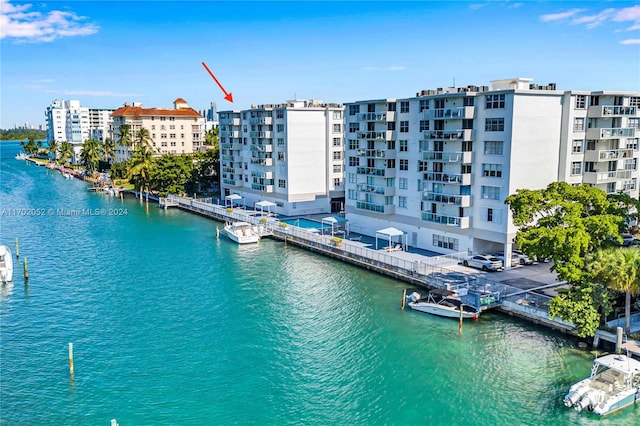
[375,227,407,250]
[255,200,276,216]
[225,194,242,200]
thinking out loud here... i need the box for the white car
[512,250,533,265]
[492,252,519,267]
[463,255,503,271]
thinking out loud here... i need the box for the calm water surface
[0,141,637,425]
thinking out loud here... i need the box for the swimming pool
[281,218,331,229]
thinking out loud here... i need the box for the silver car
[463,255,503,271]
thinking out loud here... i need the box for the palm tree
[117,123,132,159]
[80,138,102,174]
[589,247,640,334]
[135,127,155,153]
[48,140,59,162]
[127,144,154,200]
[102,137,115,164]
[58,141,74,166]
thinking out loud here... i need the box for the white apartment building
[344,78,639,260]
[45,100,115,162]
[218,100,345,216]
[111,98,203,162]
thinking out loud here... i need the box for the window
[481,186,501,200]
[398,196,408,208]
[333,164,342,173]
[418,161,428,172]
[590,96,600,107]
[485,94,505,109]
[630,97,640,107]
[575,95,586,109]
[348,189,356,200]
[487,208,493,222]
[333,123,341,133]
[624,158,638,170]
[627,138,638,150]
[387,140,395,150]
[433,234,459,251]
[573,118,585,132]
[349,140,358,150]
[628,118,640,129]
[570,161,582,175]
[399,159,408,171]
[399,140,408,152]
[462,119,473,130]
[400,101,410,113]
[419,120,429,131]
[434,99,445,109]
[349,157,359,167]
[482,163,502,177]
[277,124,284,132]
[348,105,360,116]
[400,121,409,133]
[276,109,284,119]
[485,118,504,131]
[277,152,285,161]
[333,111,342,120]
[151,125,155,130]
[584,162,595,172]
[387,122,396,131]
[386,159,395,168]
[463,97,474,106]
[399,177,408,189]
[333,178,341,186]
[388,102,396,112]
[332,151,342,160]
[349,122,360,133]
[484,141,504,155]
[572,139,583,154]
[348,173,356,183]
[333,138,341,146]
[419,99,429,111]
[278,179,286,188]
[277,138,285,146]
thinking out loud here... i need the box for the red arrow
[201,61,234,103]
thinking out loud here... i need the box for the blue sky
[1,0,639,128]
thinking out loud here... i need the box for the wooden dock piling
[401,289,406,310]
[68,342,74,375]
[23,257,28,281]
[15,237,19,258]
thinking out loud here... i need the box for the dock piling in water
[68,342,74,375]
[23,257,28,281]
[15,237,19,258]
[401,289,406,310]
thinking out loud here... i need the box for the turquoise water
[0,141,637,425]
[281,218,331,230]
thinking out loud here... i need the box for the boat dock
[160,195,577,333]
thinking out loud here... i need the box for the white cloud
[620,38,640,45]
[539,8,586,22]
[0,0,98,42]
[571,8,616,29]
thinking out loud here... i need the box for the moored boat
[223,221,260,244]
[0,245,14,283]
[15,153,28,160]
[406,289,480,320]
[564,353,640,416]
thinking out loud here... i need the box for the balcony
[583,148,635,162]
[583,169,634,184]
[250,158,273,166]
[355,201,395,214]
[421,151,472,163]
[589,105,637,117]
[231,118,241,126]
[423,106,474,120]
[357,131,386,140]
[587,127,635,139]
[221,130,240,138]
[422,192,471,207]
[251,183,274,193]
[222,178,239,186]
[250,131,273,138]
[356,167,395,177]
[421,212,470,228]
[423,172,471,185]
[423,129,471,141]
[251,171,273,179]
[356,149,388,158]
[249,117,272,125]
[357,112,387,121]
[356,184,396,196]
[251,143,273,153]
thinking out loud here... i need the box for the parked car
[463,255,503,271]
[511,250,533,265]
[492,252,519,267]
[621,233,636,246]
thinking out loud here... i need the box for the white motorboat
[564,353,640,416]
[406,289,480,320]
[15,153,28,160]
[0,245,14,283]
[223,222,260,244]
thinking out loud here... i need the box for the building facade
[344,78,639,259]
[111,98,203,162]
[218,100,345,216]
[45,99,115,162]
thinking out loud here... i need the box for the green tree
[117,124,132,158]
[58,141,74,165]
[127,144,154,200]
[590,247,640,334]
[23,137,39,155]
[102,137,115,164]
[505,182,622,283]
[150,154,193,197]
[548,282,611,338]
[187,149,219,194]
[80,139,102,174]
[607,192,640,234]
[204,126,218,146]
[48,140,59,162]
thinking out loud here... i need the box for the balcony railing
[423,172,471,185]
[421,151,472,163]
[250,158,273,166]
[251,144,273,153]
[423,129,471,140]
[249,117,272,125]
[423,107,473,120]
[356,201,395,214]
[588,127,636,139]
[584,169,634,184]
[591,105,638,117]
[357,112,387,121]
[421,212,469,228]
[598,149,634,161]
[251,184,274,193]
[250,131,273,138]
[422,192,471,207]
[356,167,394,177]
[222,178,239,186]
[251,171,273,179]
[356,184,395,196]
[356,149,387,158]
[357,131,386,140]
